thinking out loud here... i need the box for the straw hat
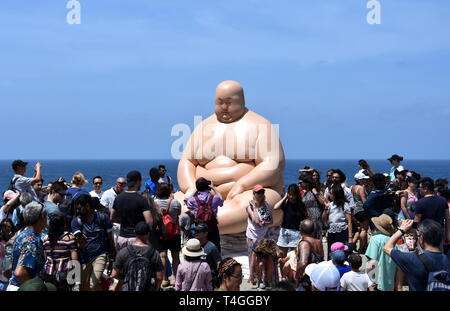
[182,239,206,257]
[371,214,396,236]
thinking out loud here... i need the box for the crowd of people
[0,155,449,291]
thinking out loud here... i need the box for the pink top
[175,260,212,291]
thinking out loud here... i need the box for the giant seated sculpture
[175,80,285,234]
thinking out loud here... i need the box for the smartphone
[412,222,418,229]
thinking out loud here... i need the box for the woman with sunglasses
[216,257,243,291]
[245,185,273,289]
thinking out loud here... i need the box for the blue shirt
[335,264,352,277]
[71,212,113,264]
[66,187,90,201]
[144,180,157,195]
[11,206,24,227]
[391,250,449,291]
[9,228,45,286]
[363,190,395,217]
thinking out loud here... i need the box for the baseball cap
[194,223,208,232]
[330,250,347,264]
[305,261,340,291]
[387,154,403,162]
[253,184,264,192]
[12,160,28,171]
[18,277,57,291]
[330,242,348,252]
[354,171,370,180]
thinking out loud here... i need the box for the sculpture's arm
[177,125,200,194]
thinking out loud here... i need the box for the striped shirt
[43,233,77,276]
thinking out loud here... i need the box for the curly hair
[218,257,241,283]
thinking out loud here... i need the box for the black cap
[387,154,403,162]
[126,170,142,183]
[194,223,208,232]
[135,221,150,236]
[12,160,28,171]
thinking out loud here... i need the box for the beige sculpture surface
[176,80,285,234]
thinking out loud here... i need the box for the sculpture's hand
[227,183,244,200]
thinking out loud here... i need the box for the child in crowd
[279,248,297,282]
[340,253,375,291]
[330,250,351,277]
[252,238,277,289]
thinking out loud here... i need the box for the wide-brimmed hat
[371,214,396,235]
[182,238,206,257]
[387,154,403,162]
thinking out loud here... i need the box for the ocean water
[1,159,449,193]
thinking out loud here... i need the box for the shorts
[159,234,182,252]
[277,228,301,248]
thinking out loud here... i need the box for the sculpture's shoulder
[242,110,273,126]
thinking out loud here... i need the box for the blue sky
[0,0,449,160]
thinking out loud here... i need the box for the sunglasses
[254,191,265,195]
[94,182,103,185]
[231,274,244,280]
[118,182,126,186]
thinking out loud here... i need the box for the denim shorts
[277,228,301,248]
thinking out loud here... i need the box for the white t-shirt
[340,270,373,291]
[90,190,104,199]
[100,188,118,211]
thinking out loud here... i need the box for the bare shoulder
[243,110,273,125]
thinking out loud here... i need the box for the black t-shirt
[281,201,305,231]
[414,196,447,226]
[114,244,163,291]
[113,192,150,238]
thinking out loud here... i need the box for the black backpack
[124,245,156,291]
[2,176,20,204]
[59,189,83,231]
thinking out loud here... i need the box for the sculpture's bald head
[214,80,247,123]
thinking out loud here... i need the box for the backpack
[417,253,450,291]
[124,245,156,291]
[59,189,83,230]
[76,211,109,232]
[194,194,217,229]
[159,199,179,240]
[2,176,20,203]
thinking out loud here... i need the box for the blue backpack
[417,253,450,291]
